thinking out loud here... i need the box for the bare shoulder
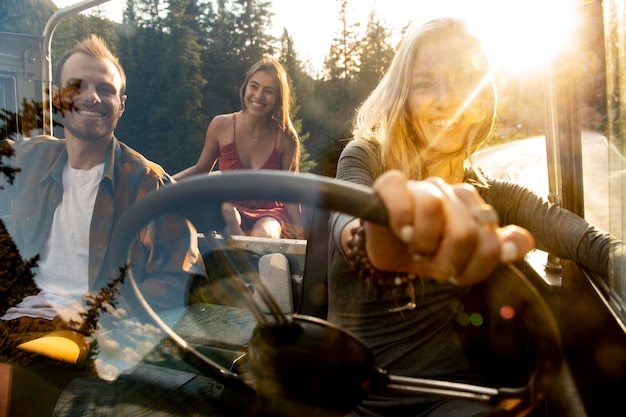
[207,113,235,131]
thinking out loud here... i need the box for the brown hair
[239,56,298,139]
[54,34,126,96]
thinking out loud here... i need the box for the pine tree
[278,29,316,173]
[0,141,39,317]
[323,0,361,83]
[72,266,128,336]
[0,0,56,35]
[316,0,363,175]
[162,0,207,172]
[356,10,394,95]
[233,0,275,68]
[202,0,242,118]
[115,0,172,164]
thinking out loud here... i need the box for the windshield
[0,1,624,416]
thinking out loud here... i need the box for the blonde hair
[352,18,497,181]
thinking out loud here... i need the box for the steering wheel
[109,171,582,417]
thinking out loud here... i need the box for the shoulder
[336,138,379,182]
[113,139,171,185]
[13,135,65,160]
[16,135,64,149]
[208,113,236,130]
[205,113,236,142]
[342,138,378,159]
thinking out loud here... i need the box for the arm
[126,174,205,311]
[173,117,222,181]
[133,212,205,311]
[482,177,619,277]
[104,152,205,312]
[331,141,534,286]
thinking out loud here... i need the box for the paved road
[473,131,624,234]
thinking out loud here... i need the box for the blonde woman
[329,17,615,416]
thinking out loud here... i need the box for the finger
[451,183,535,264]
[364,221,412,271]
[407,180,445,257]
[450,183,496,222]
[497,225,535,263]
[451,225,501,285]
[452,225,534,285]
[425,178,479,278]
[373,170,413,241]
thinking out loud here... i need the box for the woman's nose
[435,78,466,108]
[434,81,452,106]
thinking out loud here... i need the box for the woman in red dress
[174,56,302,239]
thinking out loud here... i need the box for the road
[473,131,624,234]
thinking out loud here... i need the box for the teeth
[431,119,454,128]
[77,110,103,117]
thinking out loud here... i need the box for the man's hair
[54,34,126,96]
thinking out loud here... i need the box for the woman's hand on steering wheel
[366,170,535,286]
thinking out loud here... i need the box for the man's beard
[63,112,120,143]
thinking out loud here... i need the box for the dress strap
[232,112,237,143]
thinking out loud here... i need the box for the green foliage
[323,0,361,82]
[0,0,56,35]
[0,142,39,317]
[71,265,128,336]
[0,140,19,185]
[1,0,608,177]
[0,223,39,317]
[278,29,316,173]
[161,0,207,172]
[356,11,394,93]
[0,98,60,141]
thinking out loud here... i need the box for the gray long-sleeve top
[328,139,618,416]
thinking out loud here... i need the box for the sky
[51,0,420,73]
[52,0,579,75]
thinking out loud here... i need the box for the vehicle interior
[1,0,626,416]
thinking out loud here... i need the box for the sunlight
[17,330,89,364]
[462,0,578,72]
[53,0,581,75]
[397,0,579,73]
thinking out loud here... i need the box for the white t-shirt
[2,162,104,320]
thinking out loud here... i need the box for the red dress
[218,113,291,233]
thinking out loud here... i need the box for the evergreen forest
[0,0,608,177]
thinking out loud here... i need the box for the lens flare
[469,312,484,327]
[499,305,516,320]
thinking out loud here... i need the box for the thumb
[497,225,535,263]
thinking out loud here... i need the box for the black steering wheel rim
[111,171,387,250]
[109,170,572,415]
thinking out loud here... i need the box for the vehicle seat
[296,209,330,319]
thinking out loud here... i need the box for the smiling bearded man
[0,34,204,356]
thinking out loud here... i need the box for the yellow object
[17,330,89,364]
